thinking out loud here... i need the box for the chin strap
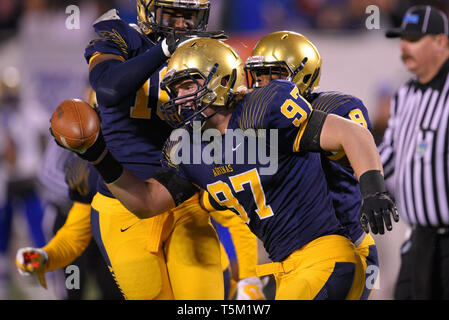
[224,68,238,107]
[189,110,218,129]
[304,67,320,99]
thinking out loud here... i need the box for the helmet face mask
[160,67,218,128]
[245,56,291,88]
[137,0,210,38]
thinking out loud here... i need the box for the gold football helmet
[160,38,245,128]
[137,0,210,37]
[245,31,321,97]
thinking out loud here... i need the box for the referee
[380,5,449,299]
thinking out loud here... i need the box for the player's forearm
[320,114,383,179]
[106,171,175,219]
[80,145,172,218]
[89,42,168,107]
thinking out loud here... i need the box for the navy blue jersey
[309,91,372,244]
[84,10,171,197]
[162,81,346,262]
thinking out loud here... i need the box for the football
[50,99,100,152]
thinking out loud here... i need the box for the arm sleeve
[84,12,167,107]
[43,202,92,272]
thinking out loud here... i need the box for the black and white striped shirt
[379,59,449,227]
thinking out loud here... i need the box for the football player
[16,153,264,299]
[85,0,226,300]
[16,157,104,292]
[244,31,381,299]
[39,0,226,300]
[19,84,265,300]
[54,38,398,299]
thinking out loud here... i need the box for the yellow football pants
[256,235,365,300]
[90,192,223,300]
[355,234,378,300]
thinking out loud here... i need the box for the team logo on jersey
[212,164,233,177]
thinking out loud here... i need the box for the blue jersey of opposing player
[162,80,346,262]
[84,9,171,197]
[308,91,372,245]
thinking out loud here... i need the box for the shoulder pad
[162,137,183,170]
[238,81,286,130]
[311,91,360,112]
[270,79,295,90]
[93,8,121,26]
[317,91,353,100]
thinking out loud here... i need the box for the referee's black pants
[394,225,449,300]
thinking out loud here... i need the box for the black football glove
[360,192,399,235]
[359,170,400,235]
[164,32,195,56]
[49,127,106,163]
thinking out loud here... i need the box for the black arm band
[152,169,198,207]
[93,151,124,184]
[299,110,328,152]
[359,170,387,198]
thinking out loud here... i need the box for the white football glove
[15,247,48,289]
[236,277,266,300]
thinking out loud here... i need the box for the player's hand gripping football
[15,247,48,289]
[236,277,267,300]
[50,99,106,163]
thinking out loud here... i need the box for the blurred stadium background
[1,0,448,300]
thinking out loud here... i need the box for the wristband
[78,133,106,162]
[92,150,124,184]
[359,170,386,198]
